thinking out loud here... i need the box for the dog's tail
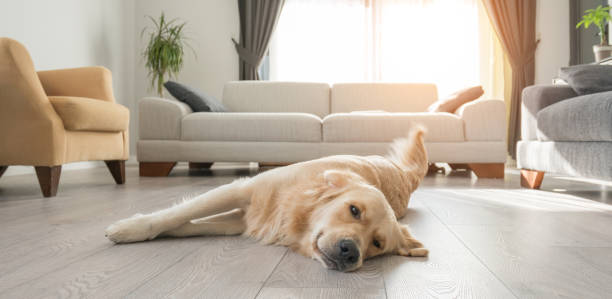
[387,125,429,189]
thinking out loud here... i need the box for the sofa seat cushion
[536,91,612,142]
[182,112,322,142]
[323,112,464,142]
[49,96,129,132]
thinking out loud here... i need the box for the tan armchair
[0,38,129,197]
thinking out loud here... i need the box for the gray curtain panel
[233,0,285,80]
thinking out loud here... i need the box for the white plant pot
[593,44,612,62]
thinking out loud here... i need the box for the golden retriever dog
[106,127,429,272]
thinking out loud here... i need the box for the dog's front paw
[105,214,159,243]
[407,247,429,257]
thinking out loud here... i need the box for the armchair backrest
[0,38,66,166]
[0,37,60,122]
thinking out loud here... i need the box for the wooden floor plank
[256,287,386,299]
[126,237,287,298]
[448,225,612,299]
[264,249,385,289]
[382,197,516,299]
[0,238,205,298]
[0,165,610,298]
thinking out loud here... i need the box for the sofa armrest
[37,66,116,102]
[139,97,192,140]
[521,84,577,140]
[455,99,506,141]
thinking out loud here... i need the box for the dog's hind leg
[161,208,246,237]
[106,178,252,243]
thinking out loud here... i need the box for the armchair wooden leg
[468,163,505,179]
[139,162,177,177]
[105,160,126,184]
[520,169,545,189]
[34,166,62,197]
[0,166,7,179]
[189,162,213,170]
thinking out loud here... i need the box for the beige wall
[535,0,571,84]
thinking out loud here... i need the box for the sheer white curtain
[269,0,503,98]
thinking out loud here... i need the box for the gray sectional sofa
[517,84,612,188]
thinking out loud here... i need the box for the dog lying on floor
[105,127,429,272]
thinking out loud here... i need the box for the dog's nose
[338,239,360,265]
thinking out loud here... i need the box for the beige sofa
[138,81,506,177]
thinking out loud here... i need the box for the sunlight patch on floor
[433,188,612,213]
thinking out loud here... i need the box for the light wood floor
[0,163,611,299]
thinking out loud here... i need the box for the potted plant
[142,13,191,96]
[576,5,612,62]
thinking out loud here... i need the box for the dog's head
[309,169,427,272]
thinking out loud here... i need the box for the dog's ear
[395,225,428,257]
[323,170,352,188]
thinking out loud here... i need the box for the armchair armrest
[139,97,192,140]
[455,99,506,141]
[521,84,577,140]
[37,66,116,102]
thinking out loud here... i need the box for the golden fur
[106,127,429,272]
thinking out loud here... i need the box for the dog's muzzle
[328,239,360,271]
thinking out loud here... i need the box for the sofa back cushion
[223,81,330,118]
[331,83,438,113]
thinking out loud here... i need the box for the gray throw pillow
[559,64,612,95]
[164,81,227,112]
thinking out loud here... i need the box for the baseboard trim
[3,156,137,177]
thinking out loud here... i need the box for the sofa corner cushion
[181,112,322,142]
[49,96,129,132]
[536,91,612,142]
[323,112,464,142]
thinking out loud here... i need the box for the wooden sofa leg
[105,160,126,184]
[189,162,213,170]
[448,163,470,170]
[35,166,62,197]
[139,162,177,177]
[468,163,505,179]
[0,166,7,179]
[520,169,545,189]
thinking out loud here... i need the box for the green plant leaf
[142,12,192,96]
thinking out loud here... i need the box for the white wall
[0,0,572,176]
[0,0,136,176]
[1,0,239,176]
[133,0,240,101]
[535,0,570,84]
[0,0,134,111]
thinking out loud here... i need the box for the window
[269,0,503,97]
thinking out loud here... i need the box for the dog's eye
[373,239,381,249]
[349,205,360,219]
